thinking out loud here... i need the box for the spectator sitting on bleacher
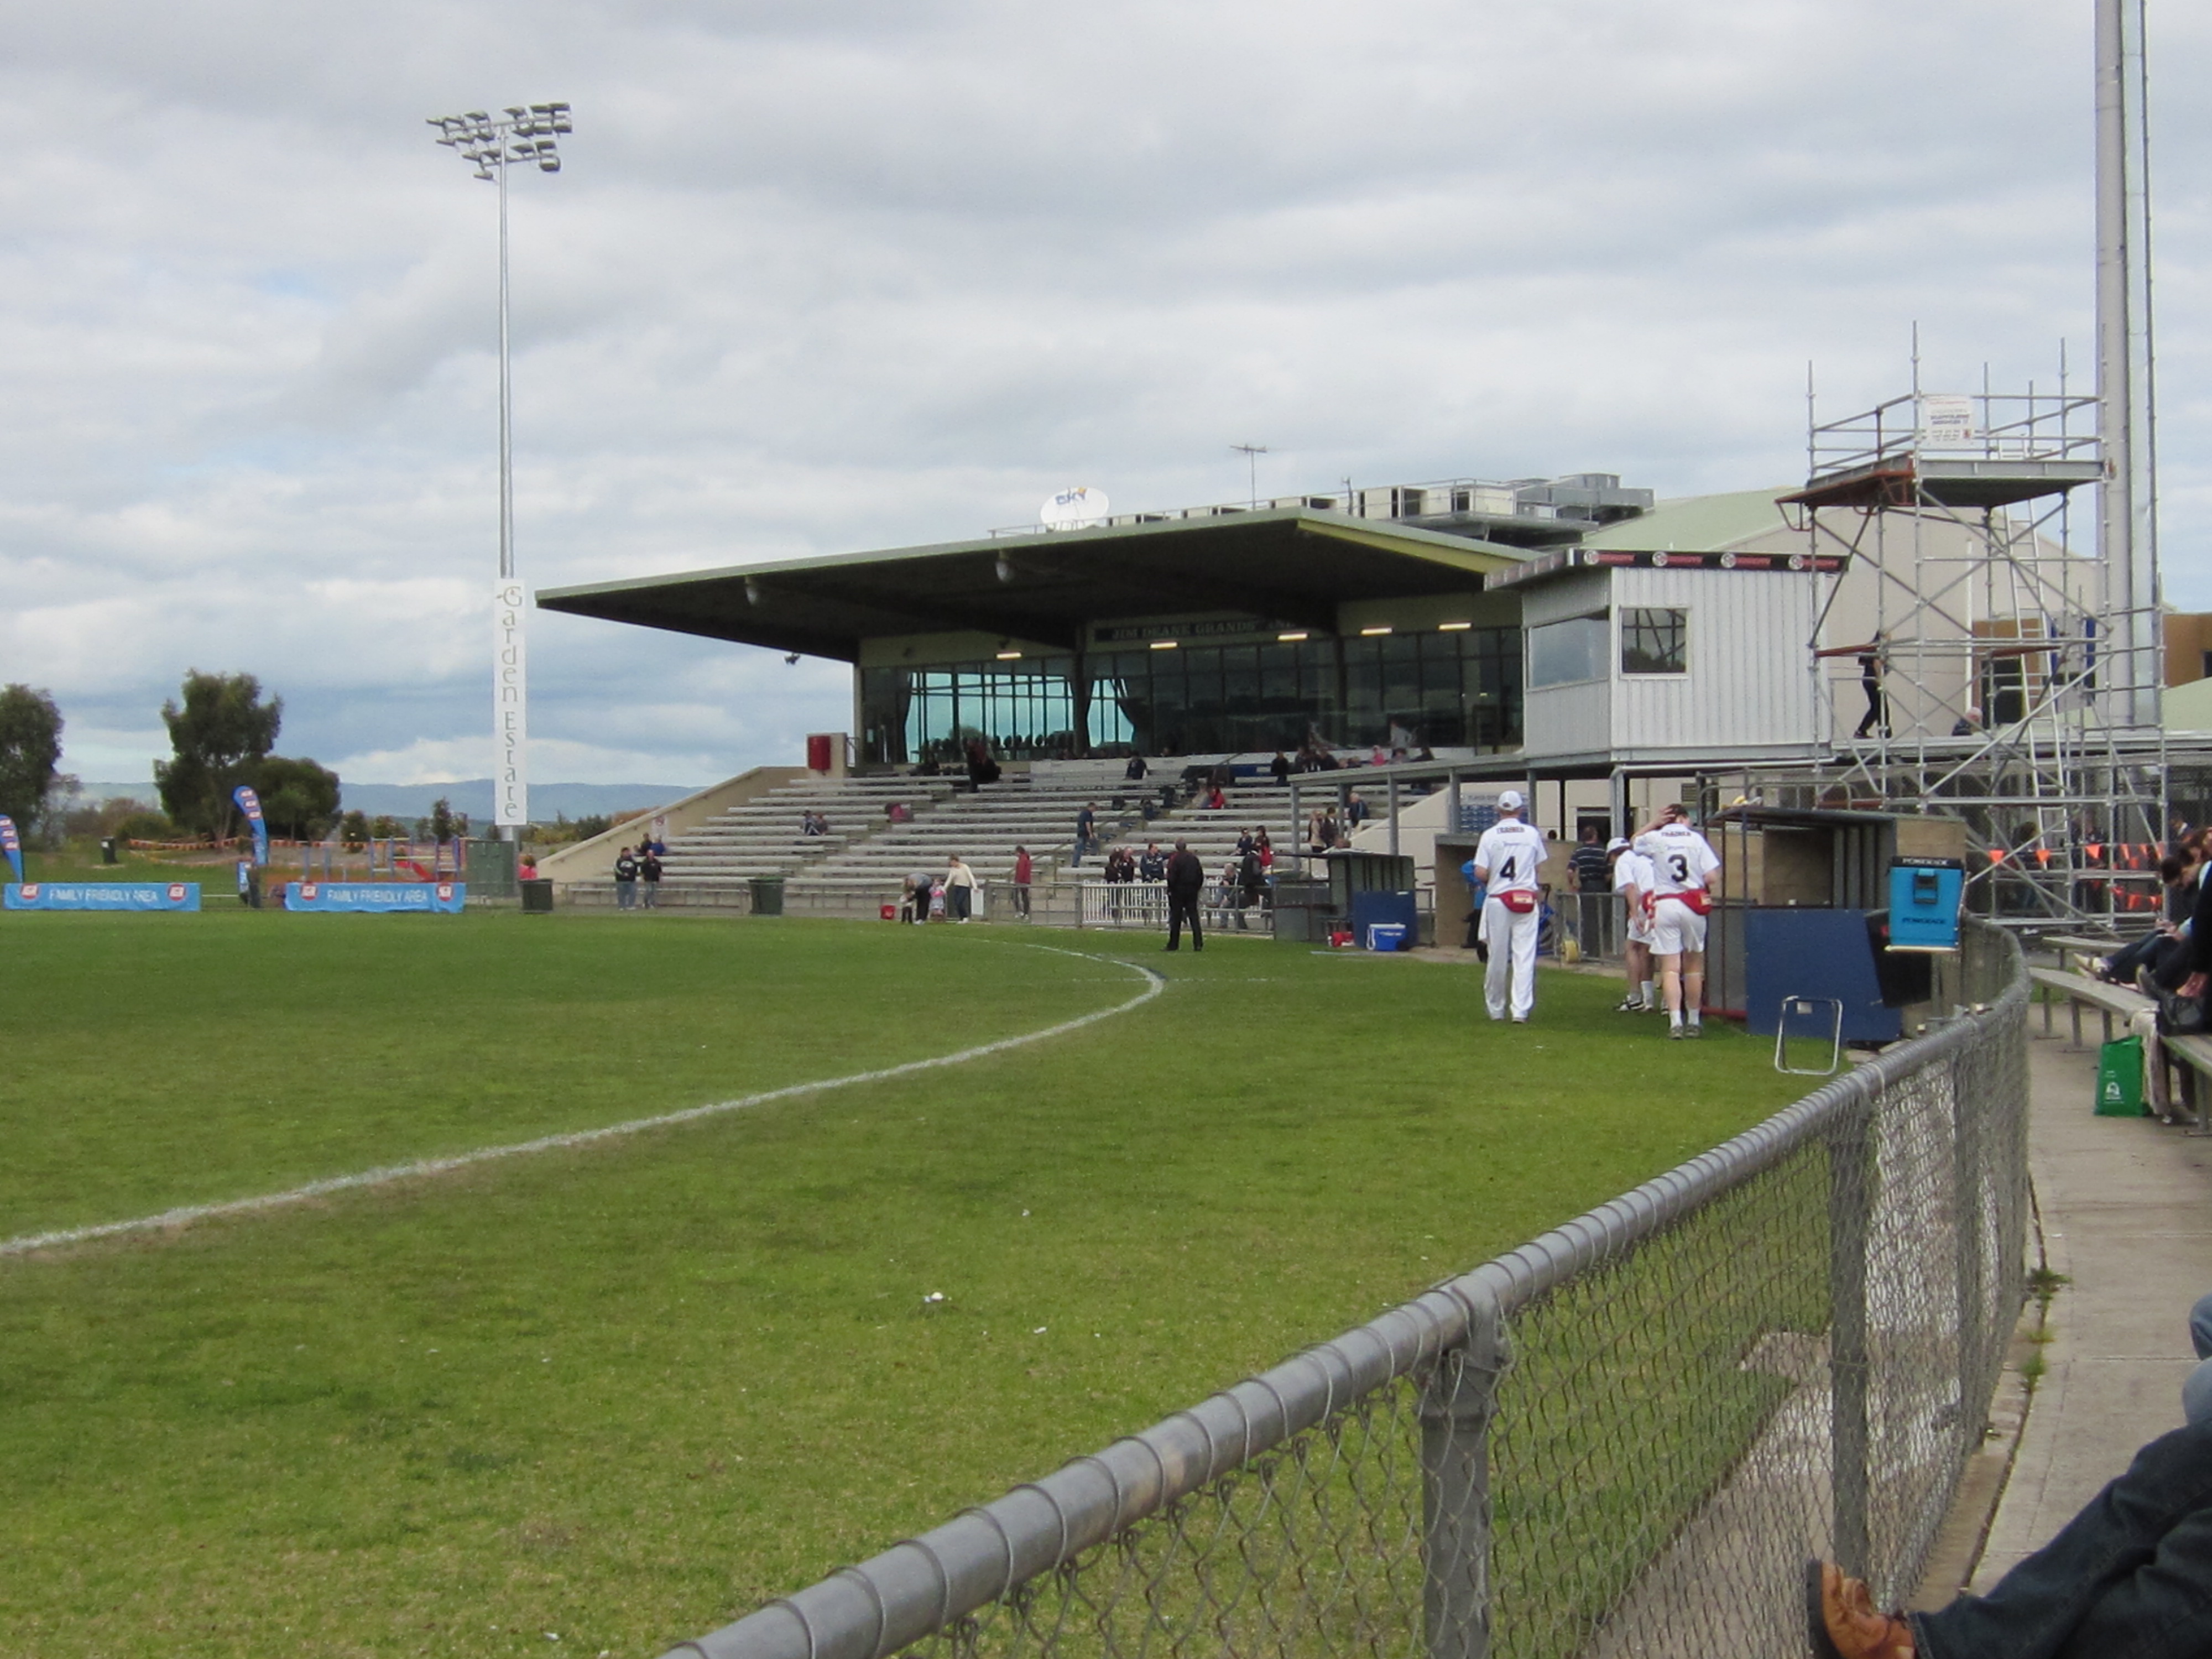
[1203,784,1227,810]
[1124,753,1148,782]
[1270,750,1292,785]
[2098,851,2195,988]
[1139,842,1166,882]
[1345,791,1368,828]
[1103,846,1136,883]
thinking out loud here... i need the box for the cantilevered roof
[538,508,1527,662]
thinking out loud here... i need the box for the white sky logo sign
[1,947,1164,1259]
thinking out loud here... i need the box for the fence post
[1952,1045,1990,1434]
[1828,1079,1877,1579]
[1421,1288,1507,1659]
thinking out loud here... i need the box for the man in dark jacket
[1164,838,1205,952]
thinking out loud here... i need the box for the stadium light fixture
[1277,630,1309,643]
[426,100,573,836]
[1437,620,1473,632]
[995,650,1022,661]
[1359,625,1393,637]
[1150,640,1179,650]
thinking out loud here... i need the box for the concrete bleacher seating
[654,776,959,888]
[625,756,1434,917]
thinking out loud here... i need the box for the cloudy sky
[3,0,2206,789]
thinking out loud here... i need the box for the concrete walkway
[1966,1027,2212,1591]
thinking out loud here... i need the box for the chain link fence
[665,924,2027,1659]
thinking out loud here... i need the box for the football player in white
[1473,790,1548,1022]
[1638,805,1722,1039]
[1608,836,1656,1012]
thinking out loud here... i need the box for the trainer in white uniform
[1639,804,1722,1039]
[1473,789,1547,1022]
[1608,836,1657,1013]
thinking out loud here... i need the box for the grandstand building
[541,473,1670,765]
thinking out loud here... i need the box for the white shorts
[1626,910,1655,947]
[1650,900,1708,958]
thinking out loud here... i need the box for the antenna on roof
[1232,444,1269,508]
[1040,487,1109,531]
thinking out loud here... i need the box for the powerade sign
[287,882,465,914]
[6,882,201,911]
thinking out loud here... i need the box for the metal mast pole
[499,154,514,583]
[429,103,570,839]
[2095,0,2156,729]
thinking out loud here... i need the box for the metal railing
[1075,880,1276,936]
[665,925,2026,1659]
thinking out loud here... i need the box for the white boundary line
[2,943,1164,1260]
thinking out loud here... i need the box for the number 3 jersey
[1473,818,1548,898]
[1640,822,1720,899]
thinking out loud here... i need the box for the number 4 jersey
[1473,818,1548,898]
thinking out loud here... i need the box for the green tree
[251,755,342,840]
[429,797,456,845]
[338,810,371,848]
[155,671,283,838]
[0,684,64,831]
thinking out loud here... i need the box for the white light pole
[427,102,572,834]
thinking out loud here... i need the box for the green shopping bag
[2095,1036,2147,1117]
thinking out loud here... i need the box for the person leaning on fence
[1162,838,1204,952]
[1639,804,1721,1039]
[1235,845,1266,926]
[612,844,640,911]
[1811,1291,2212,1659]
[1568,823,1610,895]
[1473,790,1546,1022]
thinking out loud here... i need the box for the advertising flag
[493,577,529,828]
[233,785,269,866]
[0,816,20,883]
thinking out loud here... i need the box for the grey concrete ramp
[1969,1034,2212,1592]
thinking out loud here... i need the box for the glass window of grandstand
[1619,607,1688,676]
[863,626,1522,763]
[1528,613,1609,688]
[859,661,1079,766]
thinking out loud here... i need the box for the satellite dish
[1039,486,1110,531]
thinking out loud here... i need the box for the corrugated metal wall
[1611,566,1818,750]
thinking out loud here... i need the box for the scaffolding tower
[1774,371,2168,926]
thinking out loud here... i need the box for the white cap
[1498,789,1525,811]
[1606,837,1630,854]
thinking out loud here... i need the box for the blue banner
[233,785,269,866]
[7,881,201,912]
[0,816,19,884]
[285,881,465,914]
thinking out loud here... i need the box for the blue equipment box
[1743,909,1903,1043]
[1888,857,1965,953]
[1347,890,1417,950]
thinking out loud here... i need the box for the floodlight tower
[426,102,572,836]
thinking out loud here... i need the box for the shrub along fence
[664,924,2028,1659]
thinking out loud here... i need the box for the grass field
[0,909,1809,1657]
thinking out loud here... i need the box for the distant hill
[339,781,699,821]
[61,779,700,822]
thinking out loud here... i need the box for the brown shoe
[1806,1561,1915,1658]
